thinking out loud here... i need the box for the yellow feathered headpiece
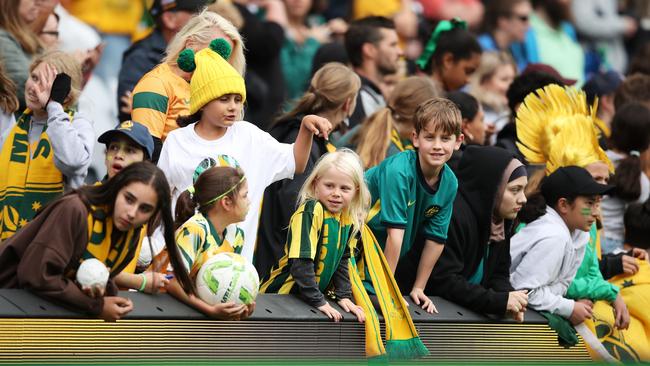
[516,84,614,175]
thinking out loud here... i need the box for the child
[0,50,93,241]
[167,156,252,320]
[510,166,617,326]
[339,76,441,169]
[262,150,429,360]
[415,18,482,92]
[97,120,154,180]
[0,162,194,321]
[158,38,331,261]
[365,97,463,313]
[624,200,650,255]
[256,62,360,277]
[261,150,369,322]
[600,103,650,254]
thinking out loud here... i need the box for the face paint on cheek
[581,207,592,217]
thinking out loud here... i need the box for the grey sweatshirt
[0,102,94,189]
[509,207,589,318]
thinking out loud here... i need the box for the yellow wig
[516,84,614,175]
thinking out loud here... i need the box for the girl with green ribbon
[416,18,483,92]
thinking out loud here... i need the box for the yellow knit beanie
[177,38,246,115]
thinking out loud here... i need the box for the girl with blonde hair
[339,76,441,169]
[262,149,429,360]
[256,62,360,277]
[130,9,246,162]
[0,50,93,240]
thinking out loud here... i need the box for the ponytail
[355,108,393,169]
[177,110,202,128]
[174,190,198,230]
[274,90,324,127]
[612,154,643,201]
[517,169,547,224]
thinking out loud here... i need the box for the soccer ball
[76,258,109,289]
[195,252,260,305]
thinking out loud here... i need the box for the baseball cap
[541,166,614,204]
[583,70,623,105]
[522,63,577,86]
[98,121,155,159]
[150,0,210,18]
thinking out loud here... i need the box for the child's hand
[621,254,640,275]
[81,284,106,299]
[612,294,630,330]
[410,287,437,314]
[569,300,593,325]
[301,114,332,140]
[99,296,133,322]
[142,271,170,293]
[337,298,365,323]
[508,309,525,323]
[317,301,342,322]
[206,301,248,320]
[506,290,528,313]
[34,63,58,109]
[243,301,256,319]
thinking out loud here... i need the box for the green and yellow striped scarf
[0,110,65,241]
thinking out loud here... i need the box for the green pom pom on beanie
[177,49,196,72]
[209,38,232,60]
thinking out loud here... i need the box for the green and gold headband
[415,18,467,71]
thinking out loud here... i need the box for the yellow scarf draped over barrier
[349,224,429,360]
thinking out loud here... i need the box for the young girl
[601,103,650,254]
[158,38,331,261]
[340,76,442,169]
[415,18,482,92]
[0,50,93,241]
[167,156,252,320]
[256,62,360,278]
[0,162,194,322]
[260,150,368,321]
[447,91,487,146]
[262,150,428,359]
[469,51,517,144]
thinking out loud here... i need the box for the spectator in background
[614,73,650,110]
[469,51,516,145]
[627,43,650,76]
[571,0,637,74]
[345,17,403,129]
[445,91,486,171]
[117,0,209,122]
[582,70,623,145]
[38,12,59,49]
[0,64,19,138]
[231,0,287,128]
[0,0,41,111]
[529,0,584,84]
[130,10,245,163]
[418,0,484,30]
[479,0,537,71]
[600,103,650,255]
[415,18,482,93]
[281,0,347,104]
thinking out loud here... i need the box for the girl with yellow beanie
[157,38,332,262]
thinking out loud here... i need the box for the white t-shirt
[158,121,295,260]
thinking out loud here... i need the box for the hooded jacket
[255,116,330,278]
[416,146,518,315]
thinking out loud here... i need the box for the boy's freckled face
[412,122,462,169]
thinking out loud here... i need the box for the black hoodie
[254,116,330,278]
[397,146,518,315]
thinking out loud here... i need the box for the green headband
[415,18,467,71]
[199,175,246,208]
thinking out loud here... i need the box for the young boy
[97,120,154,179]
[364,97,463,313]
[510,166,617,326]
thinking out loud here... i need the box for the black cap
[583,70,623,105]
[150,0,209,18]
[541,166,615,204]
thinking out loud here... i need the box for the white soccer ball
[76,258,109,289]
[195,252,260,305]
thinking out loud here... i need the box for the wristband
[138,273,147,292]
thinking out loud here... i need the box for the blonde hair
[297,149,370,237]
[0,0,41,54]
[163,9,246,75]
[469,51,516,111]
[355,77,442,169]
[275,62,360,124]
[30,50,82,108]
